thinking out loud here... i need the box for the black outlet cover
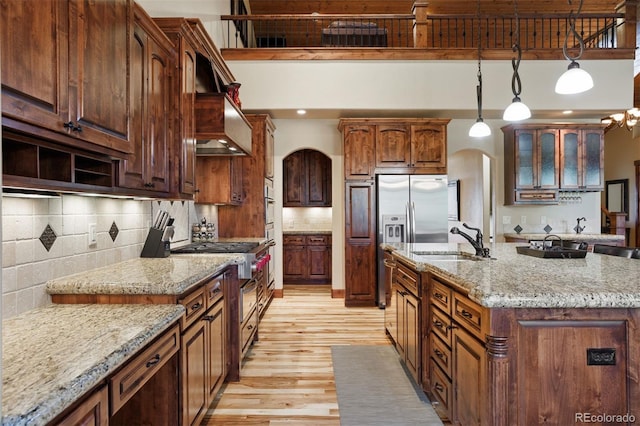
[587,348,616,366]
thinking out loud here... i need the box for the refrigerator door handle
[411,202,417,243]
[405,202,411,243]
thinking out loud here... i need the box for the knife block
[140,228,170,258]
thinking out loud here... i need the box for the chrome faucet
[450,223,490,258]
[575,217,586,234]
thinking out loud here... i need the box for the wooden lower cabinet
[394,282,420,382]
[182,318,208,426]
[53,385,109,426]
[283,234,331,283]
[451,327,485,426]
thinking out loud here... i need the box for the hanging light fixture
[469,0,491,138]
[503,0,531,121]
[555,0,593,94]
[601,108,640,130]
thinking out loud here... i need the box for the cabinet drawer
[307,235,330,245]
[430,359,453,421]
[430,332,452,378]
[205,276,224,309]
[430,306,452,346]
[395,261,419,296]
[241,306,258,354]
[283,235,306,245]
[110,323,180,415]
[453,293,484,340]
[515,190,559,203]
[430,279,452,314]
[180,286,207,329]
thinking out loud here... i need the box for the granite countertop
[283,230,332,235]
[383,242,640,309]
[46,254,244,295]
[2,303,185,426]
[503,233,625,242]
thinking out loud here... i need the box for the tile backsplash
[2,194,152,318]
[282,207,333,231]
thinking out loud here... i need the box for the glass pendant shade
[555,61,593,94]
[469,119,491,137]
[503,97,531,121]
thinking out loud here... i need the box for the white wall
[272,119,344,290]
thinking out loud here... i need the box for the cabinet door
[182,320,208,426]
[582,129,604,190]
[195,157,243,205]
[343,125,376,179]
[514,129,536,189]
[559,129,581,189]
[206,300,226,401]
[308,245,331,280]
[404,291,420,382]
[344,180,377,306]
[1,0,69,133]
[265,118,275,180]
[452,327,485,426]
[411,124,447,171]
[283,150,305,206]
[53,385,108,426]
[68,0,133,154]
[395,283,407,359]
[180,41,197,196]
[536,129,559,189]
[306,150,332,206]
[283,244,308,281]
[376,124,410,168]
[120,13,171,193]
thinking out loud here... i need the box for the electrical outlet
[88,223,97,246]
[540,215,547,225]
[520,216,527,225]
[502,216,511,225]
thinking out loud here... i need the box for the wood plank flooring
[202,285,391,425]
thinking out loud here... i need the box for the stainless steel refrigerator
[377,174,449,307]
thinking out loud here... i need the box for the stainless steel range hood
[195,93,253,156]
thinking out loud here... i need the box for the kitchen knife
[159,212,170,230]
[153,210,162,228]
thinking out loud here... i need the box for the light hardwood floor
[203,285,391,425]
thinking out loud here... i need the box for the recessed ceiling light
[296,109,306,115]
[562,110,573,115]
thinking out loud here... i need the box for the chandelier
[601,108,640,131]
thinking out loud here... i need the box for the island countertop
[2,303,185,426]
[46,254,244,296]
[382,242,640,309]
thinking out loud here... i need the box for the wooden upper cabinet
[1,0,134,156]
[264,117,275,180]
[559,128,605,191]
[376,124,410,167]
[119,5,173,193]
[411,124,447,171]
[195,156,243,205]
[283,149,331,207]
[341,124,376,179]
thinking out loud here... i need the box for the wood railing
[220,1,637,61]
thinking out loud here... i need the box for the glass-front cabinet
[514,128,559,190]
[560,129,604,191]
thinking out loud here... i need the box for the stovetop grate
[171,241,259,254]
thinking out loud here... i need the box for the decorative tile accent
[544,224,553,234]
[39,224,57,252]
[109,222,119,242]
[513,225,523,234]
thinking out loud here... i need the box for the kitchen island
[382,242,640,425]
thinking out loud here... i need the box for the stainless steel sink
[411,252,483,261]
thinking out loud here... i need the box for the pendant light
[503,0,531,121]
[469,0,491,138]
[555,0,593,94]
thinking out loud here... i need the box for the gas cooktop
[171,241,259,254]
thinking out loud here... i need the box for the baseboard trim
[331,289,345,299]
[273,289,284,298]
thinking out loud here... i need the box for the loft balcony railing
[220,3,636,61]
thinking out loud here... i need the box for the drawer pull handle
[460,310,473,319]
[146,354,161,368]
[434,349,445,359]
[433,320,444,328]
[434,292,444,300]
[190,302,203,312]
[447,324,459,330]
[247,324,254,330]
[203,315,215,322]
[434,383,444,392]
